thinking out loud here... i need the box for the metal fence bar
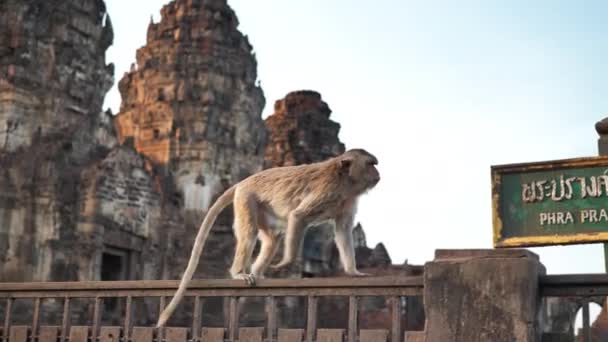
[266,296,276,342]
[60,298,70,342]
[3,298,12,342]
[32,298,40,342]
[124,296,132,342]
[0,276,423,292]
[228,297,238,342]
[0,288,420,299]
[540,274,608,296]
[390,297,401,342]
[159,296,166,314]
[0,277,423,302]
[192,296,202,342]
[158,296,166,342]
[582,299,590,342]
[306,296,317,342]
[92,297,101,341]
[347,296,357,342]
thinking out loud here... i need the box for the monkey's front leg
[334,216,370,277]
[271,212,307,269]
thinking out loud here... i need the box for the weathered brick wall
[81,147,161,238]
[0,0,114,152]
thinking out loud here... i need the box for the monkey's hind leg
[229,193,259,286]
[229,230,257,285]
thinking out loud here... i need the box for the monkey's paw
[234,273,257,286]
[346,270,372,277]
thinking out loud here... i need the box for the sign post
[596,117,608,272]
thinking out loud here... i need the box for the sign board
[492,156,608,248]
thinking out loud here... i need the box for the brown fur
[156,149,380,327]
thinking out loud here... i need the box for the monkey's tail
[156,186,236,328]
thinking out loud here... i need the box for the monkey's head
[338,149,380,193]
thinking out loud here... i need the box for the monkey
[156,148,380,327]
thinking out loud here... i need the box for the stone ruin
[0,0,422,329]
[0,0,117,282]
[264,90,344,168]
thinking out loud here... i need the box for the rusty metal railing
[540,273,608,342]
[0,276,424,342]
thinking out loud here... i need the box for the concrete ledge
[424,249,545,342]
[434,248,539,261]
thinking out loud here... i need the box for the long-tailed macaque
[156,149,380,327]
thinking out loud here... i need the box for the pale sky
[103,0,608,275]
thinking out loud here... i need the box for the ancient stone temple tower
[265,90,344,168]
[113,0,267,280]
[0,0,116,280]
[114,0,266,193]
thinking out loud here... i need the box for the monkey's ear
[339,159,352,174]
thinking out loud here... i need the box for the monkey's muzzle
[370,175,380,187]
